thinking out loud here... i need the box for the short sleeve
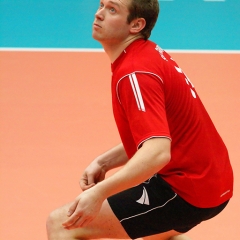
[117,72,171,148]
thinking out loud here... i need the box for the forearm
[95,138,171,199]
[63,138,171,229]
[96,143,129,172]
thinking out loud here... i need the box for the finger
[62,212,81,228]
[67,200,78,217]
[87,174,95,186]
[81,183,95,191]
[79,173,88,186]
[65,217,86,230]
[80,174,95,190]
[65,215,92,230]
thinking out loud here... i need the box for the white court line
[0,48,240,54]
[203,0,225,2]
[167,49,240,54]
[160,0,226,1]
[0,47,104,52]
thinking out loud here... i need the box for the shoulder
[112,40,175,87]
[114,41,162,74]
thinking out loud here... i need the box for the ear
[130,18,146,34]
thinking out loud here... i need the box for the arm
[80,143,129,190]
[96,143,129,171]
[95,137,171,198]
[63,137,171,229]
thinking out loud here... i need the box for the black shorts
[107,174,229,239]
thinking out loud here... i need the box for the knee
[46,205,83,240]
[46,210,57,233]
[46,208,64,236]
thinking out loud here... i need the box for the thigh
[47,200,130,239]
[142,232,192,240]
[107,174,229,238]
[107,174,180,239]
[141,230,183,240]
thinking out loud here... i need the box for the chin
[92,33,103,42]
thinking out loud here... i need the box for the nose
[95,8,104,20]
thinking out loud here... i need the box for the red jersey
[111,39,233,208]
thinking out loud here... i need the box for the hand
[62,187,104,229]
[80,160,106,191]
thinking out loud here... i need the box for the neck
[101,35,144,63]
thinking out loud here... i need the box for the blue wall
[0,0,239,50]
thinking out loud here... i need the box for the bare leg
[170,235,191,240]
[47,199,189,240]
[142,232,191,240]
[46,200,130,239]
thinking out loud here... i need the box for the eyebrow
[108,0,121,7]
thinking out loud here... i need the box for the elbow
[141,137,171,169]
[157,151,171,168]
[164,152,171,164]
[166,152,171,165]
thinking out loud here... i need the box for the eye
[99,2,104,9]
[109,7,116,13]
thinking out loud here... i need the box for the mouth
[93,22,101,28]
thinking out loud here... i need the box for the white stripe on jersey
[129,73,146,112]
[116,71,164,110]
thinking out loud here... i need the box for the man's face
[92,0,132,44]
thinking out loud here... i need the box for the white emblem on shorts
[136,186,150,205]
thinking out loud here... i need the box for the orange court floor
[0,50,240,239]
